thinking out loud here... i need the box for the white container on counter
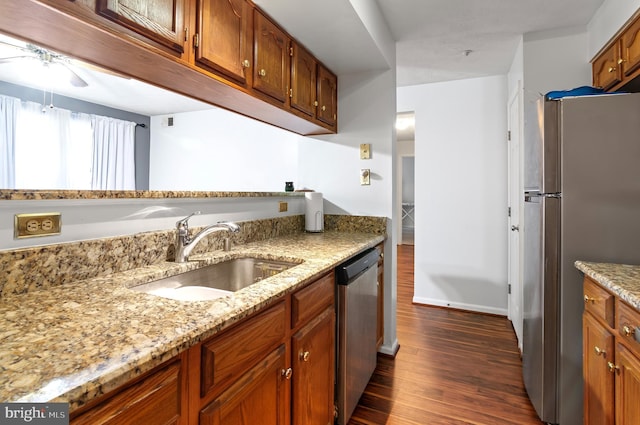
[305,192,324,232]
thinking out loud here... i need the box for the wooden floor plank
[348,245,543,425]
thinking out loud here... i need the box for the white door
[507,83,523,349]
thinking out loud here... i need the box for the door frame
[507,81,524,350]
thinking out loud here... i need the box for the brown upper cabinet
[317,64,338,127]
[290,42,338,128]
[290,42,317,117]
[96,0,188,56]
[253,10,290,104]
[593,41,622,91]
[621,17,640,78]
[195,0,253,85]
[3,0,336,134]
[592,10,640,92]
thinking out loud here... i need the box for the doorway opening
[396,111,415,246]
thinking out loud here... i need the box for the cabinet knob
[618,58,625,65]
[259,69,267,77]
[242,59,250,68]
[322,105,326,111]
[623,325,635,337]
[584,295,597,304]
[607,361,619,373]
[314,100,319,107]
[594,346,606,357]
[281,367,293,380]
[300,351,310,362]
[608,66,616,73]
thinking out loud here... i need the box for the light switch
[360,143,371,159]
[360,169,370,185]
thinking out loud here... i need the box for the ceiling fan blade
[69,59,131,80]
[62,63,89,87]
[0,55,33,64]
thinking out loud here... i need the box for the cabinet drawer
[201,301,286,397]
[584,277,615,327]
[616,300,640,357]
[292,272,334,329]
[72,359,183,425]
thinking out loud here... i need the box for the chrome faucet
[174,212,240,262]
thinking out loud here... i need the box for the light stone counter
[575,261,640,311]
[0,231,384,411]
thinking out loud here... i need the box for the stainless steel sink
[131,257,301,301]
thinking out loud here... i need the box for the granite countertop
[0,231,384,410]
[575,261,640,310]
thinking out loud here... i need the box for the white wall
[0,196,305,250]
[149,108,300,192]
[297,70,395,217]
[523,28,591,96]
[398,75,509,315]
[588,0,640,59]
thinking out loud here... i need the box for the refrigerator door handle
[525,191,561,202]
[525,191,541,202]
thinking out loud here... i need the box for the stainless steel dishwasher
[335,247,380,425]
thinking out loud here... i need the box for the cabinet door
[316,64,337,127]
[253,10,289,103]
[291,306,335,425]
[621,17,640,77]
[290,42,316,117]
[376,246,384,349]
[583,313,615,425]
[96,0,186,55]
[592,40,622,90]
[196,0,252,85]
[200,345,289,425]
[615,344,640,425]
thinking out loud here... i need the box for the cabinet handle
[608,66,616,73]
[300,351,310,362]
[607,361,619,373]
[281,367,293,380]
[584,295,597,303]
[594,346,606,356]
[623,325,635,337]
[259,69,267,77]
[242,60,250,68]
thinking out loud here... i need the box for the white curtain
[0,93,136,190]
[0,95,19,188]
[91,116,136,190]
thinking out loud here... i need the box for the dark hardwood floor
[348,245,544,425]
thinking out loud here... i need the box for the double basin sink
[131,257,301,302]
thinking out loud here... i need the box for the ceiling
[0,0,606,116]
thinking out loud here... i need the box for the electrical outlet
[279,201,288,212]
[15,213,62,239]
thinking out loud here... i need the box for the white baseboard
[412,296,508,316]
[378,338,400,357]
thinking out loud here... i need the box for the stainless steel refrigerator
[522,92,640,425]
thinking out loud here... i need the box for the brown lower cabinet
[582,276,640,425]
[71,271,336,424]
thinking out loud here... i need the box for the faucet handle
[177,211,201,229]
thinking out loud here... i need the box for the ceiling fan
[0,42,89,88]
